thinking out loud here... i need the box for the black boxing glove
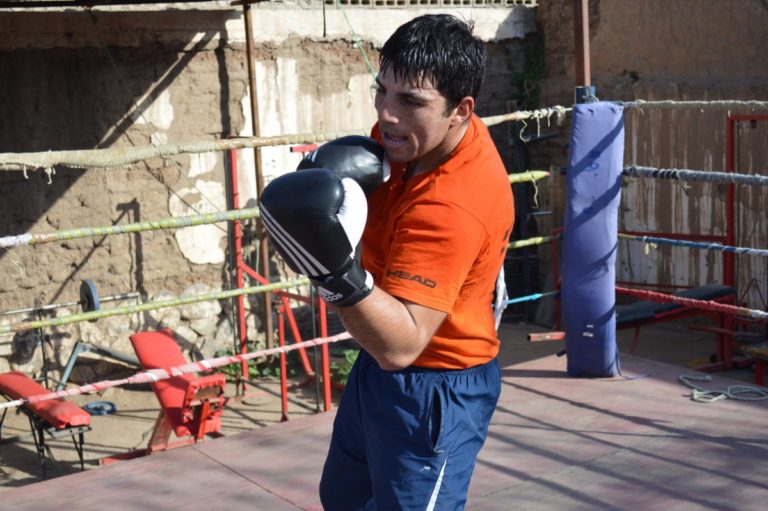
[259,168,373,307]
[297,136,389,196]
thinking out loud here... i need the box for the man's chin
[383,147,411,163]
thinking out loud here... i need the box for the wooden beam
[243,1,275,351]
[528,331,566,342]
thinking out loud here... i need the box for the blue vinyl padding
[562,102,624,377]
[616,284,735,326]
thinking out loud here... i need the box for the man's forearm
[334,286,445,371]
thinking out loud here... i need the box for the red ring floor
[3,343,767,510]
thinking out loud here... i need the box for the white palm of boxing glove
[259,169,374,307]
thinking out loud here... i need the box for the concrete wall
[0,4,534,376]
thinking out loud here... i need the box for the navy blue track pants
[319,350,501,510]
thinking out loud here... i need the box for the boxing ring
[2,96,768,508]
[0,110,552,477]
[1,345,767,509]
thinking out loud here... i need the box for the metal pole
[227,148,250,395]
[0,291,140,318]
[243,1,275,350]
[723,115,737,368]
[573,0,595,103]
[319,298,332,412]
[725,116,736,288]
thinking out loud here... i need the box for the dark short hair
[379,14,486,110]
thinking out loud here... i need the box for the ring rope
[3,100,763,173]
[0,207,261,249]
[678,374,768,403]
[508,170,549,184]
[615,286,768,321]
[483,106,571,128]
[508,234,559,250]
[0,330,353,411]
[506,290,559,305]
[0,110,555,174]
[0,131,367,173]
[0,174,548,249]
[621,99,768,111]
[623,165,768,186]
[0,278,309,335]
[335,0,377,81]
[618,233,768,258]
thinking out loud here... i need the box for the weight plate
[80,279,101,318]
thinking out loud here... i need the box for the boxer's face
[374,68,471,175]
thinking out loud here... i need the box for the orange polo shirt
[364,114,515,369]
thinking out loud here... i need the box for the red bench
[0,371,91,477]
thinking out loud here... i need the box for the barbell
[0,279,140,319]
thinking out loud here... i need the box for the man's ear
[450,96,475,126]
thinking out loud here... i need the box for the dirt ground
[0,320,762,492]
[0,357,340,490]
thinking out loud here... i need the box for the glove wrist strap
[311,263,373,307]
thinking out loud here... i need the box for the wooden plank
[528,331,566,342]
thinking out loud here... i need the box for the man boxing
[260,14,514,510]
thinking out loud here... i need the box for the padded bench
[0,371,91,478]
[129,329,226,453]
[616,284,736,356]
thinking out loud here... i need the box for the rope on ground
[615,286,768,321]
[618,233,768,258]
[0,207,260,249]
[622,99,768,111]
[678,374,768,403]
[623,165,768,187]
[0,109,557,174]
[0,331,353,411]
[0,278,309,335]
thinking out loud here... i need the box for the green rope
[335,0,377,83]
[2,172,549,249]
[508,170,550,184]
[0,278,309,335]
[0,208,260,248]
[508,235,558,250]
